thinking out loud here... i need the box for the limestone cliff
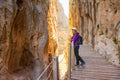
[0,0,69,79]
[57,0,69,79]
[69,0,120,65]
[2,0,120,79]
[57,0,69,54]
[0,0,58,80]
[44,0,58,66]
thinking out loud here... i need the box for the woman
[71,27,85,66]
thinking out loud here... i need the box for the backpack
[76,35,83,45]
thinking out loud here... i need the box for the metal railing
[68,43,75,80]
[37,60,53,80]
[37,53,66,80]
[37,43,73,80]
[37,56,59,80]
[68,43,71,80]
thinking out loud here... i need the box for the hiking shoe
[80,62,85,66]
[75,64,79,66]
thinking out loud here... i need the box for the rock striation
[0,0,58,80]
[69,0,120,65]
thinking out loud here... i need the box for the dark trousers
[74,46,85,65]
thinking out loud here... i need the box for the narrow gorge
[0,0,120,80]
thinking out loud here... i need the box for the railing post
[68,43,72,80]
[71,42,75,70]
[52,56,59,80]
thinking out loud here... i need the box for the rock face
[44,0,58,65]
[57,0,69,79]
[57,0,69,54]
[0,0,58,80]
[1,0,120,79]
[69,0,120,65]
[0,0,68,79]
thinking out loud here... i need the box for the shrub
[112,37,118,44]
[96,2,100,7]
[97,24,99,29]
[99,31,104,35]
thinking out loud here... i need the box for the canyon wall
[44,0,58,67]
[57,0,69,79]
[69,0,120,65]
[57,1,69,54]
[0,0,58,80]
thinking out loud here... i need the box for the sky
[59,0,69,17]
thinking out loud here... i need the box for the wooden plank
[71,45,120,80]
[72,71,120,77]
[73,69,120,73]
[71,75,120,80]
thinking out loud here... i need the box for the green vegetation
[97,24,99,29]
[96,24,103,29]
[105,29,108,34]
[72,0,77,5]
[112,37,118,44]
[99,31,104,35]
[96,2,100,7]
[116,54,120,64]
[58,22,63,26]
[41,0,47,3]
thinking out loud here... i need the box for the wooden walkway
[71,45,120,80]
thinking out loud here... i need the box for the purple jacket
[71,32,79,46]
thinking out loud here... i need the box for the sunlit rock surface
[0,0,58,80]
[1,0,119,80]
[0,0,69,79]
[69,0,120,65]
[57,0,69,79]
